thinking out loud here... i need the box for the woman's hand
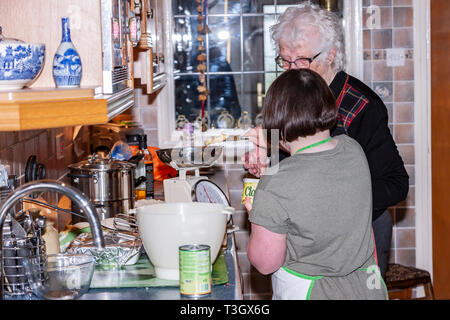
[242,126,269,177]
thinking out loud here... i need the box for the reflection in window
[172,0,343,130]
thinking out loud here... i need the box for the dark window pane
[175,75,202,123]
[207,16,241,72]
[241,73,264,125]
[208,74,241,128]
[243,15,278,72]
[173,16,197,73]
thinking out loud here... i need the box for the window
[158,0,362,147]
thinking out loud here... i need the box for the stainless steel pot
[68,153,136,222]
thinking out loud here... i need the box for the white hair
[271,3,346,73]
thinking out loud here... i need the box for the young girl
[245,69,388,300]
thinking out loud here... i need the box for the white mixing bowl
[136,202,234,280]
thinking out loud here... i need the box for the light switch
[386,48,405,67]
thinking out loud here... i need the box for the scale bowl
[156,146,223,169]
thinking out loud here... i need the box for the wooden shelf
[0,87,109,131]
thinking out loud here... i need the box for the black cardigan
[279,71,409,221]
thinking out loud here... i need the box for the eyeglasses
[275,52,322,69]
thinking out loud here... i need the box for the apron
[272,267,322,300]
[272,264,388,300]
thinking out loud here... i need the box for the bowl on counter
[22,253,95,300]
[0,27,46,90]
[136,202,234,280]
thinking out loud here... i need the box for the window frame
[157,0,363,154]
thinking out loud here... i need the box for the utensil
[67,153,136,222]
[22,253,95,300]
[155,146,229,204]
[0,27,45,90]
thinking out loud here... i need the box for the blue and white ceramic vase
[52,17,82,87]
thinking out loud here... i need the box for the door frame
[413,0,433,278]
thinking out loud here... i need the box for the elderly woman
[244,4,409,279]
[247,68,388,300]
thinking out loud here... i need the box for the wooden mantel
[0,87,108,131]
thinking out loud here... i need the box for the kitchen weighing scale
[156,146,229,205]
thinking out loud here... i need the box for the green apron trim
[281,266,324,300]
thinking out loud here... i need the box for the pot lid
[68,153,135,172]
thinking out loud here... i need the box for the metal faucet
[0,180,105,299]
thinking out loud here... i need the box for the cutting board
[90,250,228,289]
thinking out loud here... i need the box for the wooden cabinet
[0,0,135,130]
[133,0,167,93]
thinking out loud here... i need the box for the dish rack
[1,178,47,297]
[2,235,47,296]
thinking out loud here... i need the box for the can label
[179,245,212,297]
[241,178,259,204]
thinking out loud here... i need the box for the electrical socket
[56,133,65,160]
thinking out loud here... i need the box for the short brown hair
[262,69,338,142]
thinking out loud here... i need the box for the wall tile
[372,29,393,49]
[394,123,414,143]
[393,28,414,48]
[233,210,251,231]
[225,169,245,191]
[373,81,393,102]
[364,61,373,82]
[234,230,250,253]
[396,228,416,248]
[373,61,393,81]
[393,7,413,27]
[380,7,393,28]
[363,30,371,49]
[237,252,252,274]
[395,208,415,227]
[394,102,414,123]
[394,0,412,6]
[397,144,414,165]
[373,0,392,6]
[394,59,414,81]
[394,81,414,102]
[396,249,416,266]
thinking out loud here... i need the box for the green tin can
[179,244,212,297]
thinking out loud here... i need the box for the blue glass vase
[52,17,82,87]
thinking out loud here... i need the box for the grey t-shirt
[249,134,375,277]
